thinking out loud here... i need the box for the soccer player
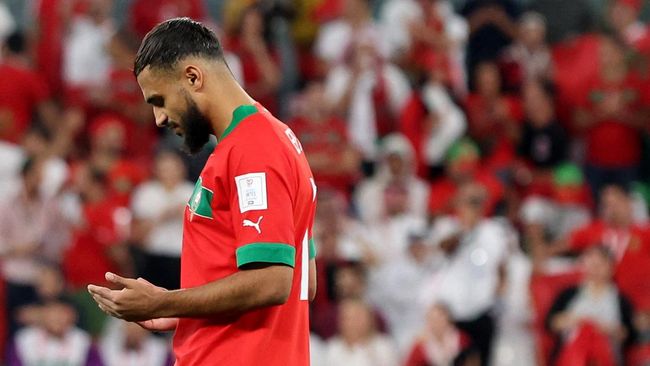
[87,18,317,365]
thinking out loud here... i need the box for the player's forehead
[136,66,173,99]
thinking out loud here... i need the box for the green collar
[219,104,258,141]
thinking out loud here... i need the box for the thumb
[105,272,135,288]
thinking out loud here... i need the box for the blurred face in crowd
[523,80,554,128]
[386,153,409,177]
[92,119,126,155]
[22,130,49,157]
[22,159,44,196]
[600,185,632,226]
[338,300,375,344]
[155,151,186,188]
[581,247,614,284]
[383,182,409,216]
[240,8,264,38]
[87,0,112,23]
[599,37,627,70]
[335,265,366,300]
[427,303,454,337]
[609,1,639,30]
[519,13,546,49]
[407,239,430,264]
[301,81,330,122]
[36,265,65,302]
[447,149,480,181]
[343,0,370,21]
[124,321,149,349]
[42,302,76,338]
[475,62,501,97]
[138,67,213,155]
[454,183,487,226]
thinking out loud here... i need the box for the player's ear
[184,65,203,91]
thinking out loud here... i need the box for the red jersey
[569,221,650,309]
[173,104,316,365]
[0,63,50,142]
[578,72,649,167]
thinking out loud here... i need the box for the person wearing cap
[428,138,504,219]
[354,133,430,225]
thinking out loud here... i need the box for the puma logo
[243,216,263,234]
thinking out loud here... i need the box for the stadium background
[2,0,650,365]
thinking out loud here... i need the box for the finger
[91,292,120,310]
[105,272,138,289]
[96,301,121,319]
[88,285,115,302]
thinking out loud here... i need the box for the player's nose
[154,108,168,128]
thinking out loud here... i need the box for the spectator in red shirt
[62,164,132,335]
[428,138,504,218]
[546,245,635,366]
[288,80,360,196]
[404,303,477,366]
[400,62,467,179]
[224,5,281,115]
[0,32,57,143]
[574,35,650,197]
[544,183,650,310]
[87,115,147,207]
[128,0,206,39]
[464,61,523,172]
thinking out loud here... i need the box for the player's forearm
[155,265,293,318]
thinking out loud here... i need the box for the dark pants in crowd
[5,282,37,336]
[455,311,496,366]
[140,253,181,290]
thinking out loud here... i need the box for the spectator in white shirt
[369,233,439,355]
[100,319,172,366]
[63,0,114,95]
[325,44,411,167]
[324,299,399,366]
[0,157,70,335]
[354,134,430,225]
[423,182,509,365]
[130,150,194,290]
[315,0,389,68]
[380,0,469,95]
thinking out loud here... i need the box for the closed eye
[146,95,164,108]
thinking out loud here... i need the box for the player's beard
[180,93,213,155]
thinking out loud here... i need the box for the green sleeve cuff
[236,243,296,268]
[309,238,317,259]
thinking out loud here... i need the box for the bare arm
[88,264,293,322]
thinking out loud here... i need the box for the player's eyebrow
[146,94,164,107]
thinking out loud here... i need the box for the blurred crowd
[2,0,650,365]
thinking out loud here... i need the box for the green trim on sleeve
[308,237,317,259]
[220,104,258,141]
[236,243,296,268]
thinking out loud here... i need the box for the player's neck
[205,77,255,139]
